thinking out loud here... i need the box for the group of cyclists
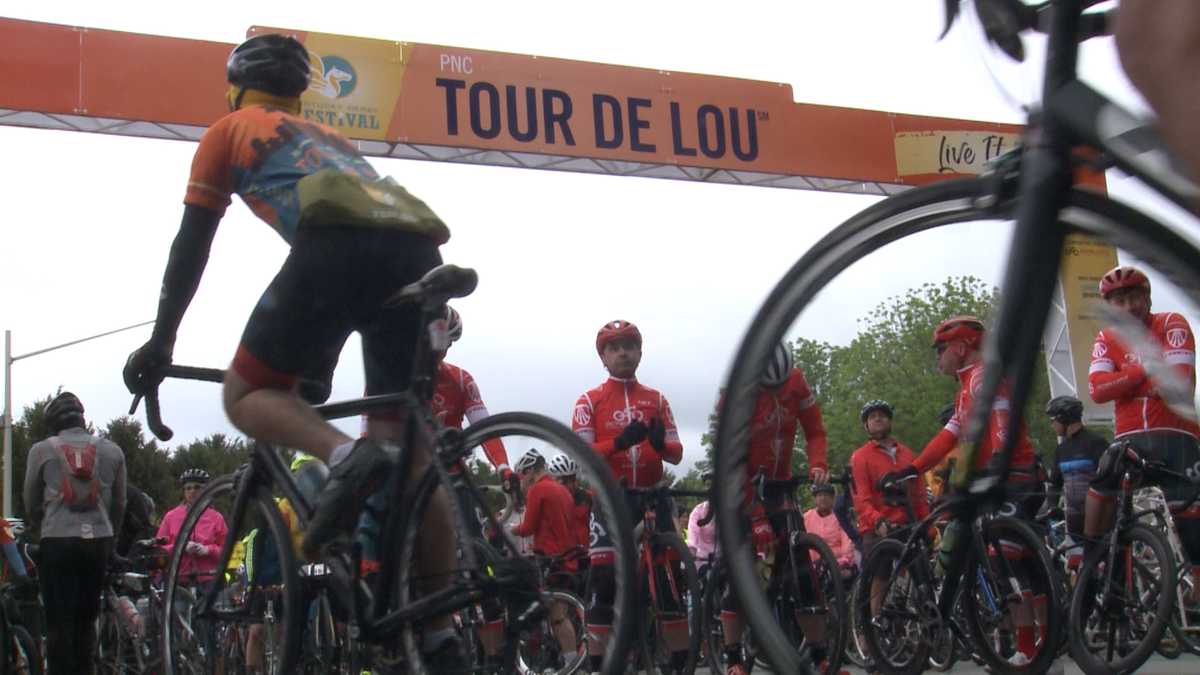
[12,4,1200,672]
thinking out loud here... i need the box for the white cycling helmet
[761,341,793,387]
[547,454,578,478]
[515,449,544,474]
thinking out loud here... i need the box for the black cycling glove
[614,420,649,451]
[647,417,666,451]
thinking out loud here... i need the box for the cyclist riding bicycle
[890,316,1046,666]
[571,319,685,675]
[548,454,592,560]
[120,33,463,665]
[1085,265,1200,600]
[157,469,228,580]
[719,341,841,675]
[509,450,580,663]
[1040,395,1107,553]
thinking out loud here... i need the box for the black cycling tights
[39,536,110,675]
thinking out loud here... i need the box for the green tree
[101,416,174,519]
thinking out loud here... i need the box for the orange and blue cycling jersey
[185,104,397,242]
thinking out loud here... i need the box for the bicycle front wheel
[857,537,931,675]
[785,532,848,675]
[960,515,1062,674]
[714,176,1200,674]
[642,532,702,675]
[162,474,303,675]
[1069,523,1175,675]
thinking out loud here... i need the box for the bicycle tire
[857,537,930,675]
[960,515,1062,674]
[392,412,636,675]
[515,589,588,675]
[714,175,1200,674]
[9,626,40,675]
[844,578,873,670]
[95,603,124,675]
[162,474,303,675]
[786,532,848,674]
[642,531,702,675]
[1069,523,1175,675]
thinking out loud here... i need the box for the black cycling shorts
[233,226,441,410]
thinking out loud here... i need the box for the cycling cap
[179,468,211,485]
[761,341,793,388]
[931,315,985,348]
[595,320,642,355]
[515,449,544,474]
[1098,265,1150,299]
[1045,395,1084,423]
[227,33,312,98]
[547,454,578,478]
[860,400,894,424]
[936,403,956,427]
[45,391,85,432]
[444,306,463,344]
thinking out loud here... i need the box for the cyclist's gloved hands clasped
[123,340,172,395]
[646,417,666,451]
[184,541,208,557]
[613,419,648,451]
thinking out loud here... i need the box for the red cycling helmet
[1098,265,1150,299]
[931,315,985,348]
[596,320,642,355]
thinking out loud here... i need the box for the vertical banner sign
[1058,233,1119,422]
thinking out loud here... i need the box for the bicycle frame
[950,0,1199,588]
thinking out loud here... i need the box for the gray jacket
[24,427,126,539]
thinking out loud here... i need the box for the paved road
[823,654,1200,674]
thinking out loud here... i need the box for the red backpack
[49,436,101,512]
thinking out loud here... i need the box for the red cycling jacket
[572,377,682,487]
[512,475,577,566]
[851,438,930,534]
[359,360,510,476]
[913,361,1036,475]
[1089,312,1199,438]
[571,488,593,551]
[744,369,828,479]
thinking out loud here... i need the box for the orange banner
[1,17,1032,187]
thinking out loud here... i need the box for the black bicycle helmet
[226,33,312,98]
[45,391,85,433]
[179,468,211,485]
[860,399,894,424]
[1045,395,1084,423]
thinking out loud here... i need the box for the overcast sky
[4,1,1198,477]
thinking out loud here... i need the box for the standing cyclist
[24,391,126,675]
[548,454,592,563]
[572,319,686,675]
[120,34,464,665]
[1085,265,1200,599]
[719,341,842,675]
[157,469,228,580]
[890,316,1047,666]
[1040,395,1108,553]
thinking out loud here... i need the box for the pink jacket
[687,501,718,563]
[803,508,855,567]
[157,502,228,580]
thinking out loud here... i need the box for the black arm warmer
[150,205,220,349]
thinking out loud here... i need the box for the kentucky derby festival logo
[310,54,358,99]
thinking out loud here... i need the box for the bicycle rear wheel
[714,176,1200,674]
[1069,523,1175,674]
[391,412,637,675]
[162,474,302,675]
[785,532,847,674]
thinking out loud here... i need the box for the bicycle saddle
[386,264,478,307]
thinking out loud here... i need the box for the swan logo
[310,54,358,99]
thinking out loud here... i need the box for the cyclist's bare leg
[246,623,264,670]
[367,416,456,634]
[1083,491,1116,541]
[550,599,577,659]
[1116,0,1200,205]
[720,611,745,650]
[222,372,348,461]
